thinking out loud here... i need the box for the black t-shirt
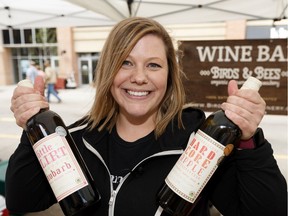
[108,127,157,189]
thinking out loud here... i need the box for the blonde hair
[88,17,186,137]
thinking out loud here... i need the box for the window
[246,26,270,39]
[1,28,57,45]
[35,28,44,44]
[2,27,58,83]
[20,48,29,56]
[13,29,21,44]
[47,28,57,43]
[270,26,288,38]
[24,29,32,43]
[11,48,18,56]
[2,30,10,44]
[246,24,288,39]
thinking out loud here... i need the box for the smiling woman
[89,17,185,138]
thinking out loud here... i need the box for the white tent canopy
[0,0,287,29]
[68,0,288,25]
[0,0,115,29]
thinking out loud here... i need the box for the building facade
[0,19,287,86]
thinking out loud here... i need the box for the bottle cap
[18,79,33,88]
[241,77,262,91]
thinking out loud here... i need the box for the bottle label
[165,130,225,203]
[33,132,88,201]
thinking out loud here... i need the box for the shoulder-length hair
[88,17,186,138]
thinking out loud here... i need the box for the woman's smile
[126,89,150,97]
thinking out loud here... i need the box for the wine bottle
[18,79,101,216]
[158,77,262,215]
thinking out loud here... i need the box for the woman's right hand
[10,76,49,129]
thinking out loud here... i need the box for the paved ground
[0,84,287,215]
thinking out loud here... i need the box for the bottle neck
[39,107,49,112]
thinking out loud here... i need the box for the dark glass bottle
[19,80,101,216]
[158,77,262,215]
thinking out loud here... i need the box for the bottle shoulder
[27,109,64,127]
[202,110,241,136]
[206,110,237,127]
[32,109,61,119]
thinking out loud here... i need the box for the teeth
[127,90,149,96]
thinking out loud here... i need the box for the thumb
[227,80,239,96]
[34,76,45,96]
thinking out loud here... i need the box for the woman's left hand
[221,80,266,140]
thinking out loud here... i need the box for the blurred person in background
[44,59,62,103]
[26,60,38,84]
[36,64,45,80]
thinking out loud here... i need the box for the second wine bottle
[158,77,262,215]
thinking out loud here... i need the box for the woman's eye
[122,60,132,66]
[148,63,161,69]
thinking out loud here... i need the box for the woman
[6,17,287,216]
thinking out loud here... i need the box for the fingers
[13,96,49,129]
[221,88,266,140]
[14,106,42,130]
[227,80,238,96]
[10,84,49,129]
[11,86,34,112]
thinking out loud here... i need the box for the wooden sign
[180,39,287,115]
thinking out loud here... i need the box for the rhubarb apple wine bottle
[18,79,101,216]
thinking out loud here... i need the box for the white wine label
[165,130,225,203]
[33,133,88,201]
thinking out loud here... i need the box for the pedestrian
[6,17,287,216]
[26,60,38,84]
[44,59,62,103]
[35,64,45,80]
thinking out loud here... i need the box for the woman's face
[111,34,168,124]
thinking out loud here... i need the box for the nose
[130,67,148,84]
